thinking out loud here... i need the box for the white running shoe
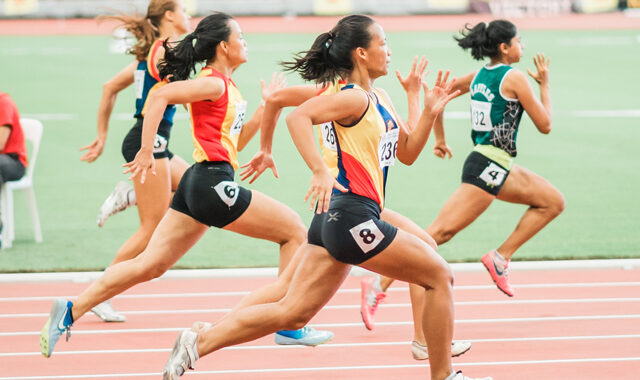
[446,370,492,380]
[274,326,334,346]
[97,181,134,227]
[163,329,199,380]
[91,300,126,322]
[411,340,472,360]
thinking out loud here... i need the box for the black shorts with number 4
[461,151,511,196]
[170,161,252,228]
[308,193,397,265]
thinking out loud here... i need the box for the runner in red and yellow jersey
[41,12,333,362]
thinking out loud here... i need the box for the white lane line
[3,314,640,337]
[2,334,639,357]
[1,357,639,379]
[3,297,639,319]
[2,282,639,302]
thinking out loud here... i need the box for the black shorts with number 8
[308,193,397,265]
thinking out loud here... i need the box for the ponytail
[455,19,517,61]
[98,0,177,61]
[159,12,233,81]
[282,14,375,83]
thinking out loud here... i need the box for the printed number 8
[359,228,375,244]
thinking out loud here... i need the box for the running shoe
[97,181,134,227]
[162,328,199,380]
[274,327,334,346]
[411,340,472,360]
[40,299,74,358]
[446,370,493,380]
[481,251,514,297]
[91,300,126,322]
[360,277,386,330]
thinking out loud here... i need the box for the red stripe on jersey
[148,41,162,81]
[340,150,380,206]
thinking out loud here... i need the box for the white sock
[127,189,136,206]
[493,250,508,268]
[373,275,383,293]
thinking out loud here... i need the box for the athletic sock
[493,250,508,270]
[127,189,136,206]
[373,275,383,293]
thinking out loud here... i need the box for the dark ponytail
[282,14,375,83]
[159,12,233,81]
[455,19,517,60]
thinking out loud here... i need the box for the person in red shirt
[0,92,28,223]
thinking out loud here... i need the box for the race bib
[378,129,399,168]
[134,69,145,99]
[214,181,240,208]
[349,219,385,254]
[153,134,168,154]
[479,162,507,187]
[230,101,247,136]
[320,122,337,151]
[470,100,493,132]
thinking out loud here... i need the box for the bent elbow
[539,122,552,134]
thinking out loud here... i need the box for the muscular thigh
[380,208,437,249]
[223,189,304,244]
[497,164,561,207]
[134,157,172,221]
[360,229,450,289]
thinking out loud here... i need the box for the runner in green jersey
[426,20,565,297]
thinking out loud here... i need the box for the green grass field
[1,28,639,272]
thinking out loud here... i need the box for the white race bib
[152,134,168,154]
[349,219,385,254]
[470,100,493,132]
[479,162,507,187]
[230,101,247,136]
[378,128,399,169]
[320,122,337,151]
[134,69,145,99]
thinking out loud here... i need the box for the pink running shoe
[360,277,386,330]
[481,251,514,297]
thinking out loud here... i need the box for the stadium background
[0,0,638,272]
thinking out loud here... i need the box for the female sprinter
[41,12,332,359]
[241,57,470,361]
[426,20,565,297]
[161,15,490,380]
[78,0,191,322]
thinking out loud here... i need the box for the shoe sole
[481,257,513,297]
[40,299,66,358]
[163,332,187,380]
[274,335,333,347]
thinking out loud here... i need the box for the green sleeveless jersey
[469,64,524,158]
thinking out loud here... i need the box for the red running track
[1,266,639,379]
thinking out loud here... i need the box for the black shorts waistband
[329,192,382,216]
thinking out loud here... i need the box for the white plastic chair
[0,118,43,249]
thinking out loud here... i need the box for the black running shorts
[170,161,252,228]
[121,117,174,162]
[461,151,510,196]
[308,193,397,265]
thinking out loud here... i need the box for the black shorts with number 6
[170,161,252,228]
[461,151,511,196]
[308,193,397,265]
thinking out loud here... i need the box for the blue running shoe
[274,326,333,346]
[40,299,73,358]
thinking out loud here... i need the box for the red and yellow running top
[188,67,247,169]
[331,84,399,209]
